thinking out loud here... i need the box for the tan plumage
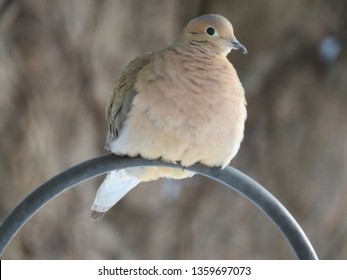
[91,14,247,220]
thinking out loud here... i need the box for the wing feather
[105,52,152,149]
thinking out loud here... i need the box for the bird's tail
[90,170,140,221]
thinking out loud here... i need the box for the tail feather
[90,170,140,220]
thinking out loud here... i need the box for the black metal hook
[0,154,318,259]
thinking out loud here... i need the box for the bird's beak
[229,38,247,54]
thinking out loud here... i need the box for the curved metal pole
[0,154,318,259]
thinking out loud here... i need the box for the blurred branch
[0,154,318,259]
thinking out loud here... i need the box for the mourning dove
[91,14,247,220]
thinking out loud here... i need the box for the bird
[90,14,248,220]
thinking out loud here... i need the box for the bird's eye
[206,26,216,36]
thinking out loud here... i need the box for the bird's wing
[105,52,152,149]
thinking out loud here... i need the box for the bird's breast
[135,52,246,138]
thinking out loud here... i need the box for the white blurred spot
[318,35,342,64]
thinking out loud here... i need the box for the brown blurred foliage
[1,0,347,259]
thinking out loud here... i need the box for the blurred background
[0,0,346,259]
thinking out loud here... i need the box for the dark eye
[206,26,215,36]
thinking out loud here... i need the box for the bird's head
[180,14,247,56]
